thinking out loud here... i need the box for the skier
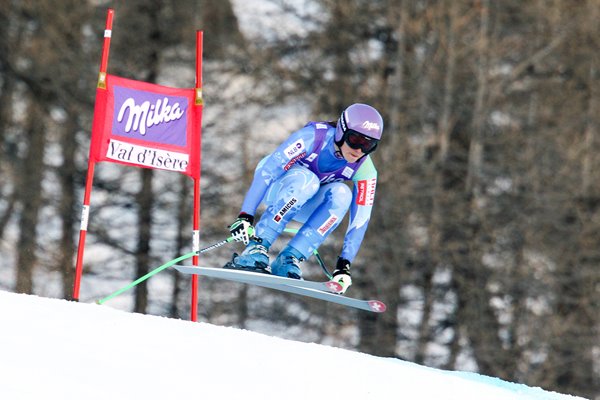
[225,103,383,294]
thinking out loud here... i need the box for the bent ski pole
[313,251,333,280]
[97,236,239,304]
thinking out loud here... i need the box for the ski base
[173,265,386,313]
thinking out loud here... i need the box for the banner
[90,74,201,179]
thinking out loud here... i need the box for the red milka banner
[90,74,201,179]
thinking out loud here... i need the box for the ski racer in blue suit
[226,103,383,293]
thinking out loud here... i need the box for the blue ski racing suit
[237,121,377,266]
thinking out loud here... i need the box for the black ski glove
[228,212,254,245]
[332,257,352,294]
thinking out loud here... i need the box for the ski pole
[97,236,239,304]
[283,228,333,279]
[313,251,333,280]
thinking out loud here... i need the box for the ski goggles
[345,130,379,153]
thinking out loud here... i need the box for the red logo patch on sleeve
[356,178,376,206]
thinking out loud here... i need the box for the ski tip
[325,281,344,293]
[368,300,386,313]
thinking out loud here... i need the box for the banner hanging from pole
[90,75,201,179]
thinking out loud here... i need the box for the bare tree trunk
[134,168,154,314]
[504,229,527,378]
[57,109,78,298]
[169,174,190,318]
[437,0,458,163]
[15,99,45,293]
[0,62,17,243]
[465,0,490,195]
[414,262,434,364]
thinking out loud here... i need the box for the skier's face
[340,142,364,163]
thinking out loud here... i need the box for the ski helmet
[335,103,384,154]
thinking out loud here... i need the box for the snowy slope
[0,291,586,400]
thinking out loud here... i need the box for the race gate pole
[72,8,114,300]
[190,30,204,321]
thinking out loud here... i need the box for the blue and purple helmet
[335,103,384,154]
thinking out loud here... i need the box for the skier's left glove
[228,213,254,245]
[332,257,352,294]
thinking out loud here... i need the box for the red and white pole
[72,8,114,300]
[190,30,203,321]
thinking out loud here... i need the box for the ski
[173,265,386,313]
[237,278,386,313]
[174,265,343,293]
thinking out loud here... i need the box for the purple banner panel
[112,85,188,147]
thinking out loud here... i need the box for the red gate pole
[190,30,204,321]
[72,8,114,300]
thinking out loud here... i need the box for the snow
[0,290,586,400]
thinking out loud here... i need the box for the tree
[15,98,45,293]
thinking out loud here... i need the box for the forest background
[0,1,598,399]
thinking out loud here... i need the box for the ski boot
[224,240,271,274]
[270,247,304,280]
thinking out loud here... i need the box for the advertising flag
[90,74,201,179]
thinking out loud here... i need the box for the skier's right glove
[228,213,254,245]
[332,257,352,294]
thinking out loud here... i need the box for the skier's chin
[344,151,362,163]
